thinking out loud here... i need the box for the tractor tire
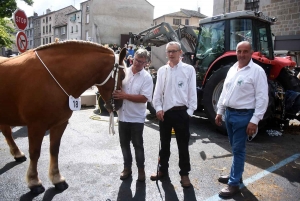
[202,66,230,135]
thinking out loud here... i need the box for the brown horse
[0,40,126,194]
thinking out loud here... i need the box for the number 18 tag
[69,95,81,111]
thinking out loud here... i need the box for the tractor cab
[194,11,276,83]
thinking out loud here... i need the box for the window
[55,28,59,36]
[46,38,48,44]
[86,31,89,40]
[196,21,225,57]
[61,27,66,35]
[71,26,73,33]
[86,14,89,23]
[43,26,45,34]
[173,19,181,25]
[185,19,189,25]
[43,38,45,45]
[245,0,260,12]
[49,25,51,33]
[46,17,48,23]
[49,37,51,43]
[86,5,89,11]
[49,17,51,21]
[43,19,45,23]
[46,26,48,33]
[230,19,252,50]
[76,25,78,32]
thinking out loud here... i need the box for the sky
[17,0,213,19]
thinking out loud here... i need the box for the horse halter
[94,55,125,111]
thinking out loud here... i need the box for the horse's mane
[34,40,114,54]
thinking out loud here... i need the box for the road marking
[204,153,300,201]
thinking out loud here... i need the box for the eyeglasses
[134,58,147,65]
[166,50,180,54]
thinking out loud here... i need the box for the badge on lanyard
[69,95,81,111]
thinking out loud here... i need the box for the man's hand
[156,110,164,121]
[112,87,127,100]
[246,122,257,136]
[215,114,223,126]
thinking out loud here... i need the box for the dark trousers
[158,109,191,176]
[119,121,145,169]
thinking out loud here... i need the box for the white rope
[109,112,115,135]
[35,51,69,97]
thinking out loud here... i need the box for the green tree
[0,0,33,48]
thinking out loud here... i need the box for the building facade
[90,0,154,45]
[67,10,82,40]
[153,8,207,29]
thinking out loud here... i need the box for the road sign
[13,8,28,30]
[16,31,28,53]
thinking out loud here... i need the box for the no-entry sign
[16,31,28,53]
[13,8,28,30]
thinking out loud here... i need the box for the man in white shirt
[112,48,153,182]
[215,41,268,197]
[150,42,197,188]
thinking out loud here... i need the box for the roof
[154,8,207,20]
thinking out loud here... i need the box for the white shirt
[152,61,197,116]
[118,67,153,123]
[217,59,268,125]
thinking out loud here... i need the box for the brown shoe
[120,168,132,180]
[219,185,240,197]
[150,171,165,181]
[218,175,243,184]
[137,168,145,182]
[180,175,191,188]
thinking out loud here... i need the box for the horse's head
[96,48,126,112]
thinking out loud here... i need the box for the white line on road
[204,153,300,201]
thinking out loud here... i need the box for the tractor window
[196,21,225,57]
[258,28,269,57]
[230,19,252,50]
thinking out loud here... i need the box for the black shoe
[219,185,240,197]
[218,175,243,184]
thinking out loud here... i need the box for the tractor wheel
[202,66,230,135]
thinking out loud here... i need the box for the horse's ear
[119,48,127,65]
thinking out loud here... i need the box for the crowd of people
[110,41,268,198]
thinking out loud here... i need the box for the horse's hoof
[14,156,27,162]
[54,181,69,191]
[30,185,45,194]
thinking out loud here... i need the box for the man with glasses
[150,42,197,188]
[112,48,153,182]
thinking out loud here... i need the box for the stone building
[213,0,300,52]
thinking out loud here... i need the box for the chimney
[46,9,51,14]
[198,7,201,13]
[34,12,38,17]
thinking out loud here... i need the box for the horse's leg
[0,125,26,162]
[49,121,68,191]
[26,124,46,194]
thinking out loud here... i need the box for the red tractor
[196,11,300,133]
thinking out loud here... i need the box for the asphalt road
[0,107,299,201]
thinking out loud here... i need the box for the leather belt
[227,107,250,112]
[169,106,187,111]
